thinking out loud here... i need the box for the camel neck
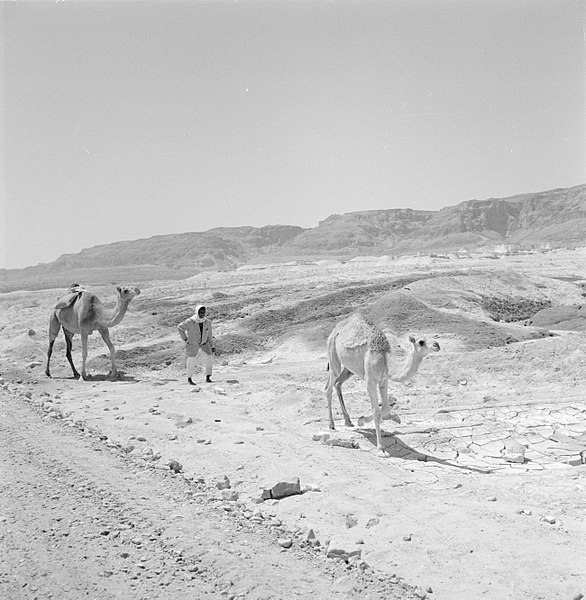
[389,348,424,383]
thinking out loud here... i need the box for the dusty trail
[0,392,417,600]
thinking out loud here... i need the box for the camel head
[116,286,141,303]
[408,335,441,357]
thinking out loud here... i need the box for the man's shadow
[356,427,492,474]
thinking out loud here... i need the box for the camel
[45,286,141,380]
[325,312,440,454]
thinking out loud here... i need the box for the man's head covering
[192,305,207,323]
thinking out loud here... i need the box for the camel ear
[408,335,416,345]
[116,286,122,294]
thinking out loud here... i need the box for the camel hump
[334,312,391,352]
[54,291,84,310]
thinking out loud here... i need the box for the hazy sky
[1,0,585,269]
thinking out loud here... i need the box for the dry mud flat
[1,249,586,600]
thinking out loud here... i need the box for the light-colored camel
[325,312,440,453]
[45,286,141,380]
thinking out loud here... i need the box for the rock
[366,517,380,529]
[28,329,36,336]
[278,538,292,549]
[301,528,316,543]
[345,514,358,529]
[262,478,301,500]
[136,436,147,442]
[176,418,193,428]
[221,489,239,502]
[487,496,497,502]
[403,534,412,542]
[216,475,231,490]
[501,438,526,463]
[541,515,556,524]
[572,593,584,600]
[168,460,183,473]
[214,387,227,396]
[326,539,362,560]
[226,379,239,384]
[26,361,42,369]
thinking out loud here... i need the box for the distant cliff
[2,184,584,291]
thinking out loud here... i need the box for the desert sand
[1,249,585,600]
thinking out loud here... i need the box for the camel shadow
[356,427,492,474]
[84,371,138,383]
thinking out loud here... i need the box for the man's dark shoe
[205,375,213,383]
[188,377,196,385]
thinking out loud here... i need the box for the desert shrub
[477,296,552,322]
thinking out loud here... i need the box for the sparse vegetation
[477,296,552,322]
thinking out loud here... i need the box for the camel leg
[63,329,80,380]
[46,312,61,378]
[98,327,117,378]
[325,366,336,430]
[80,331,90,380]
[333,368,354,427]
[379,379,401,424]
[365,376,385,453]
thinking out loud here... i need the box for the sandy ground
[1,249,585,600]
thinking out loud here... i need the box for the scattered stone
[168,434,178,441]
[216,476,231,490]
[176,418,193,428]
[345,514,358,529]
[221,489,239,502]
[572,593,584,600]
[256,426,264,431]
[26,361,42,369]
[541,515,556,524]
[302,484,321,493]
[28,329,36,336]
[190,386,201,393]
[403,534,412,542]
[301,528,316,543]
[226,379,239,384]
[136,436,147,442]
[214,387,227,396]
[426,587,434,594]
[366,517,380,529]
[516,508,532,516]
[204,439,212,445]
[487,496,497,502]
[278,538,293,549]
[168,460,183,473]
[326,539,362,560]
[262,478,301,500]
[501,438,526,464]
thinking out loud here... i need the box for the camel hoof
[377,448,390,458]
[344,420,355,428]
[382,412,401,424]
[45,372,51,378]
[73,373,80,380]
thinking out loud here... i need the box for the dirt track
[0,391,418,600]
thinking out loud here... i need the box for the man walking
[177,305,215,385]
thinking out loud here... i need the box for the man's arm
[177,320,188,341]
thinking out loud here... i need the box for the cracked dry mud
[0,392,417,600]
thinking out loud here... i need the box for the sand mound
[527,304,586,330]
